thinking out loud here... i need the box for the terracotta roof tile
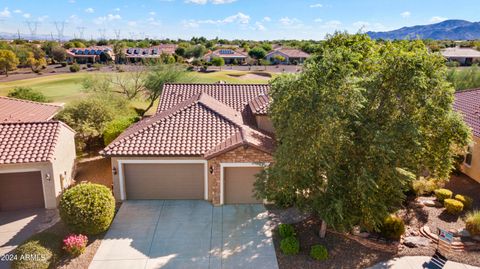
[0,97,61,123]
[454,88,480,137]
[248,94,270,115]
[103,84,275,158]
[0,121,65,164]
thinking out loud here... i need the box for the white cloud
[400,11,411,18]
[182,19,199,28]
[279,17,301,26]
[430,16,447,23]
[198,12,250,24]
[147,17,161,26]
[263,16,271,22]
[0,7,11,18]
[149,11,156,16]
[85,8,94,13]
[185,0,236,4]
[22,13,31,18]
[314,18,323,23]
[185,0,208,4]
[211,0,236,4]
[13,9,22,13]
[94,14,121,25]
[254,21,266,31]
[310,3,323,8]
[321,20,342,29]
[127,21,137,26]
[67,14,82,24]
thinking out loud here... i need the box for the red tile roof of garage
[454,88,480,137]
[0,121,68,164]
[0,97,61,123]
[102,84,274,158]
[248,94,270,115]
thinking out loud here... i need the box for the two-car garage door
[0,171,45,211]
[123,163,204,200]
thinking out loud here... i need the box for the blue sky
[0,0,479,40]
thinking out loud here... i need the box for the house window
[465,144,473,166]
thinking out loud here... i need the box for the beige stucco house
[454,89,480,183]
[0,97,76,211]
[102,84,274,205]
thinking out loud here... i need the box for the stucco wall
[461,135,480,183]
[51,125,76,200]
[256,115,275,134]
[207,146,273,205]
[0,162,55,208]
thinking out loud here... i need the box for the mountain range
[367,20,480,40]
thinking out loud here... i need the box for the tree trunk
[319,220,327,238]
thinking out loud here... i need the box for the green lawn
[0,70,275,106]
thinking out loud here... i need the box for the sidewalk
[369,256,480,269]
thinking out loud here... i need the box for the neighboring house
[124,44,177,63]
[0,97,76,211]
[66,46,114,64]
[265,48,310,65]
[204,49,248,64]
[102,83,274,205]
[441,47,480,66]
[454,88,480,183]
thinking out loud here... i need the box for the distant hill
[367,20,480,40]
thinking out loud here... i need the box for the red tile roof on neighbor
[0,121,68,164]
[0,97,62,123]
[102,84,274,158]
[454,88,480,137]
[248,94,270,115]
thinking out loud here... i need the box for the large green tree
[0,49,19,76]
[255,33,470,233]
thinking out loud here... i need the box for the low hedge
[310,244,328,261]
[454,194,473,210]
[444,198,464,215]
[278,224,295,238]
[434,188,453,202]
[280,236,300,255]
[59,183,115,235]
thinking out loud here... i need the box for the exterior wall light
[112,166,118,175]
[209,166,214,174]
[45,173,51,181]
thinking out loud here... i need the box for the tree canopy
[255,33,471,232]
[0,49,19,76]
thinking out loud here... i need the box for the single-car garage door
[224,167,263,204]
[123,163,204,200]
[0,171,44,211]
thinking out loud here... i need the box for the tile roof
[206,49,248,59]
[454,88,480,137]
[102,86,275,158]
[441,47,480,58]
[267,48,310,58]
[0,97,61,123]
[157,83,270,113]
[248,94,270,115]
[0,121,67,164]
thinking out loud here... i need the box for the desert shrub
[103,116,138,145]
[379,215,405,240]
[434,188,453,202]
[280,236,300,255]
[455,194,473,209]
[412,178,438,196]
[61,62,67,67]
[465,211,480,236]
[63,234,88,257]
[444,198,464,214]
[59,183,115,235]
[7,87,50,102]
[278,224,296,238]
[446,61,460,67]
[310,244,328,261]
[69,63,80,72]
[11,232,61,269]
[92,63,102,70]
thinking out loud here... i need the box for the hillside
[367,20,480,40]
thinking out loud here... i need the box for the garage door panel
[225,167,263,204]
[123,163,204,200]
[0,171,44,211]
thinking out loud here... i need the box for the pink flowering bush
[63,234,88,257]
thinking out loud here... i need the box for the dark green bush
[379,215,405,240]
[61,62,67,67]
[280,236,300,255]
[454,194,473,210]
[434,188,453,202]
[59,183,115,235]
[11,232,61,269]
[7,87,50,102]
[466,211,480,236]
[103,116,138,145]
[444,198,464,214]
[69,63,80,72]
[278,224,295,238]
[310,244,328,261]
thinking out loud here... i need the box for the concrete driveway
[0,209,58,269]
[90,200,278,269]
